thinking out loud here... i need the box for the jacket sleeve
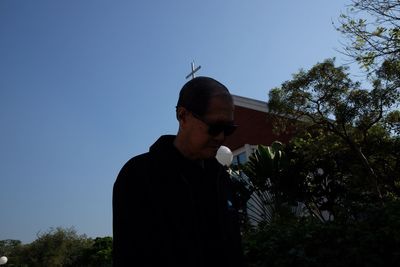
[112,156,160,266]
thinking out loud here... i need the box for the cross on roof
[185,61,201,79]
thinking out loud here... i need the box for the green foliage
[243,142,308,208]
[0,239,24,266]
[0,227,112,267]
[386,110,400,135]
[0,239,22,255]
[268,58,399,201]
[79,237,112,267]
[243,141,287,193]
[231,141,305,227]
[21,227,92,267]
[287,131,349,220]
[242,46,400,265]
[336,0,400,71]
[243,200,400,267]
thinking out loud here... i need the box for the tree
[0,239,22,255]
[20,227,92,267]
[0,239,24,265]
[337,0,400,71]
[241,58,400,265]
[268,58,399,202]
[79,237,112,267]
[0,228,113,267]
[240,2,400,265]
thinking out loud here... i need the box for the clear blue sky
[1,0,356,244]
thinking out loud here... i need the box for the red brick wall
[223,106,292,151]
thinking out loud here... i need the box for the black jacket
[113,135,244,267]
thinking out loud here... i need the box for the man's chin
[208,147,220,157]
[198,147,219,160]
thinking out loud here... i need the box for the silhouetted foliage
[336,0,400,71]
[0,227,112,267]
[243,200,400,267]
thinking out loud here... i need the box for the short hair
[176,76,232,117]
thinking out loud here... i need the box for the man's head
[174,76,236,160]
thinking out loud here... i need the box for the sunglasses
[191,112,238,137]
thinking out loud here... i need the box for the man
[112,76,244,266]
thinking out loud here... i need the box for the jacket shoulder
[114,152,155,184]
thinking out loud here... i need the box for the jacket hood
[149,135,179,156]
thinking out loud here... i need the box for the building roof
[232,94,269,113]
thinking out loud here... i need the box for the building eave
[232,94,269,113]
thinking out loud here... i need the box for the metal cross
[185,61,201,79]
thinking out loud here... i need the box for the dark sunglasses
[191,112,238,137]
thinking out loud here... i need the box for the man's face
[183,96,235,160]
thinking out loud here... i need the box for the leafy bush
[243,200,400,267]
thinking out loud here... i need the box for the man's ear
[176,107,187,122]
